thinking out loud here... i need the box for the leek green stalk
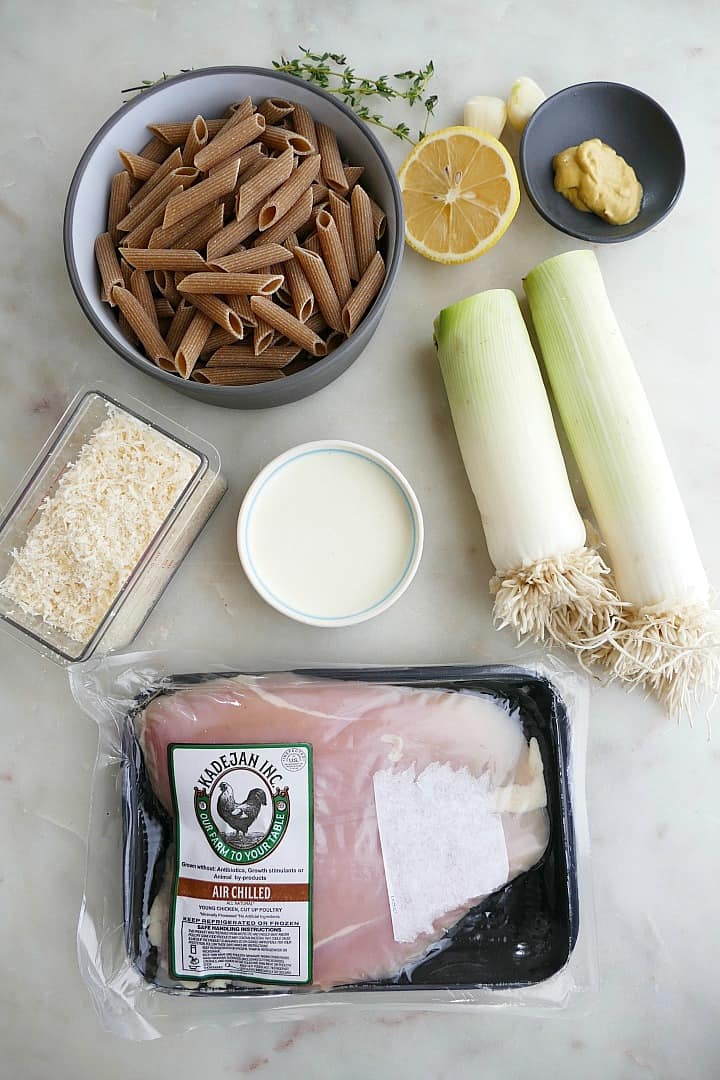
[434,288,619,646]
[525,250,719,714]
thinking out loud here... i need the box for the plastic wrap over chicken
[136,674,550,989]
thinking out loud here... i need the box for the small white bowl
[237,441,424,627]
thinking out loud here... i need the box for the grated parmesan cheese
[0,405,199,644]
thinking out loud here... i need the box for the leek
[434,289,619,646]
[525,250,719,714]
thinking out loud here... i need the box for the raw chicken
[138,674,549,988]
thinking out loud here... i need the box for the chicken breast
[137,674,549,989]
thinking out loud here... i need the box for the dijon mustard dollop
[552,138,643,225]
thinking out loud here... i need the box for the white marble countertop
[2,1,720,1076]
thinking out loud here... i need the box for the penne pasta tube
[138,135,172,163]
[171,204,224,252]
[187,293,244,337]
[206,208,259,260]
[312,182,330,205]
[235,147,294,219]
[192,367,285,385]
[182,116,209,166]
[343,165,365,190]
[163,157,240,228]
[118,150,158,182]
[290,102,318,152]
[193,113,265,172]
[165,299,195,354]
[283,248,315,322]
[208,245,293,273]
[95,232,123,304]
[118,166,197,232]
[250,296,328,356]
[305,310,329,335]
[326,329,345,352]
[258,154,320,231]
[351,185,376,276]
[148,203,213,249]
[202,325,238,354]
[122,248,209,272]
[370,196,387,239]
[316,122,349,195]
[107,171,133,245]
[236,153,271,187]
[177,272,283,296]
[261,125,314,156]
[258,98,295,124]
[253,316,275,355]
[110,285,174,365]
[342,251,385,334]
[153,269,181,307]
[220,97,254,130]
[120,258,133,288]
[130,268,159,328]
[303,232,322,255]
[127,148,183,209]
[226,294,257,327]
[292,246,343,332]
[208,142,266,178]
[175,311,214,379]
[148,119,225,146]
[316,208,352,305]
[328,191,359,281]
[154,298,175,319]
[207,343,299,367]
[253,186,313,247]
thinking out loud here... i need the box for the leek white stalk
[525,250,719,714]
[434,289,620,646]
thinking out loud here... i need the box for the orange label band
[178,877,309,902]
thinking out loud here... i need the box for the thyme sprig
[121,70,193,100]
[272,48,437,143]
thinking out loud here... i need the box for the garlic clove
[463,95,507,139]
[507,77,546,133]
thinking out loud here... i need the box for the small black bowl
[520,81,685,243]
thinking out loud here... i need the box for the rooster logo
[216,781,268,840]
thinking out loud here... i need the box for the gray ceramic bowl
[519,82,685,243]
[64,67,404,409]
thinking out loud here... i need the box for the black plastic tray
[122,664,578,993]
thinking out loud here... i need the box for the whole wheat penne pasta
[250,296,327,356]
[328,191,359,281]
[272,264,293,308]
[175,311,214,379]
[283,251,315,322]
[326,329,345,353]
[206,208,259,260]
[169,203,224,253]
[312,182,330,205]
[178,272,282,296]
[118,312,138,346]
[122,248,209,272]
[165,299,195,354]
[303,232,322,255]
[202,326,238,354]
[237,153,271,187]
[148,204,213,249]
[130,268,159,328]
[258,154,321,231]
[108,171,133,245]
[315,209,352,306]
[290,102,318,152]
[343,165,365,190]
[118,151,158,182]
[253,316,275,355]
[194,113,265,172]
[207,343,300,367]
[220,97,254,129]
[95,232,123,304]
[148,119,225,146]
[208,245,293,273]
[257,98,295,124]
[127,148,183,209]
[192,367,284,385]
[350,185,376,276]
[138,135,172,163]
[119,167,197,232]
[154,298,175,319]
[305,311,328,335]
[153,269,181,307]
[208,141,265,178]
[261,125,314,156]
[110,285,174,364]
[342,251,385,334]
[254,186,313,247]
[226,294,257,327]
[163,158,240,228]
[370,197,387,239]
[120,258,133,288]
[187,293,244,337]
[316,122,348,195]
[292,246,343,332]
[236,147,294,219]
[181,115,209,166]
[174,271,188,290]
[120,193,173,251]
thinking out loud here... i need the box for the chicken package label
[168,742,313,984]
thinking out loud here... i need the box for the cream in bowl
[237,440,423,626]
